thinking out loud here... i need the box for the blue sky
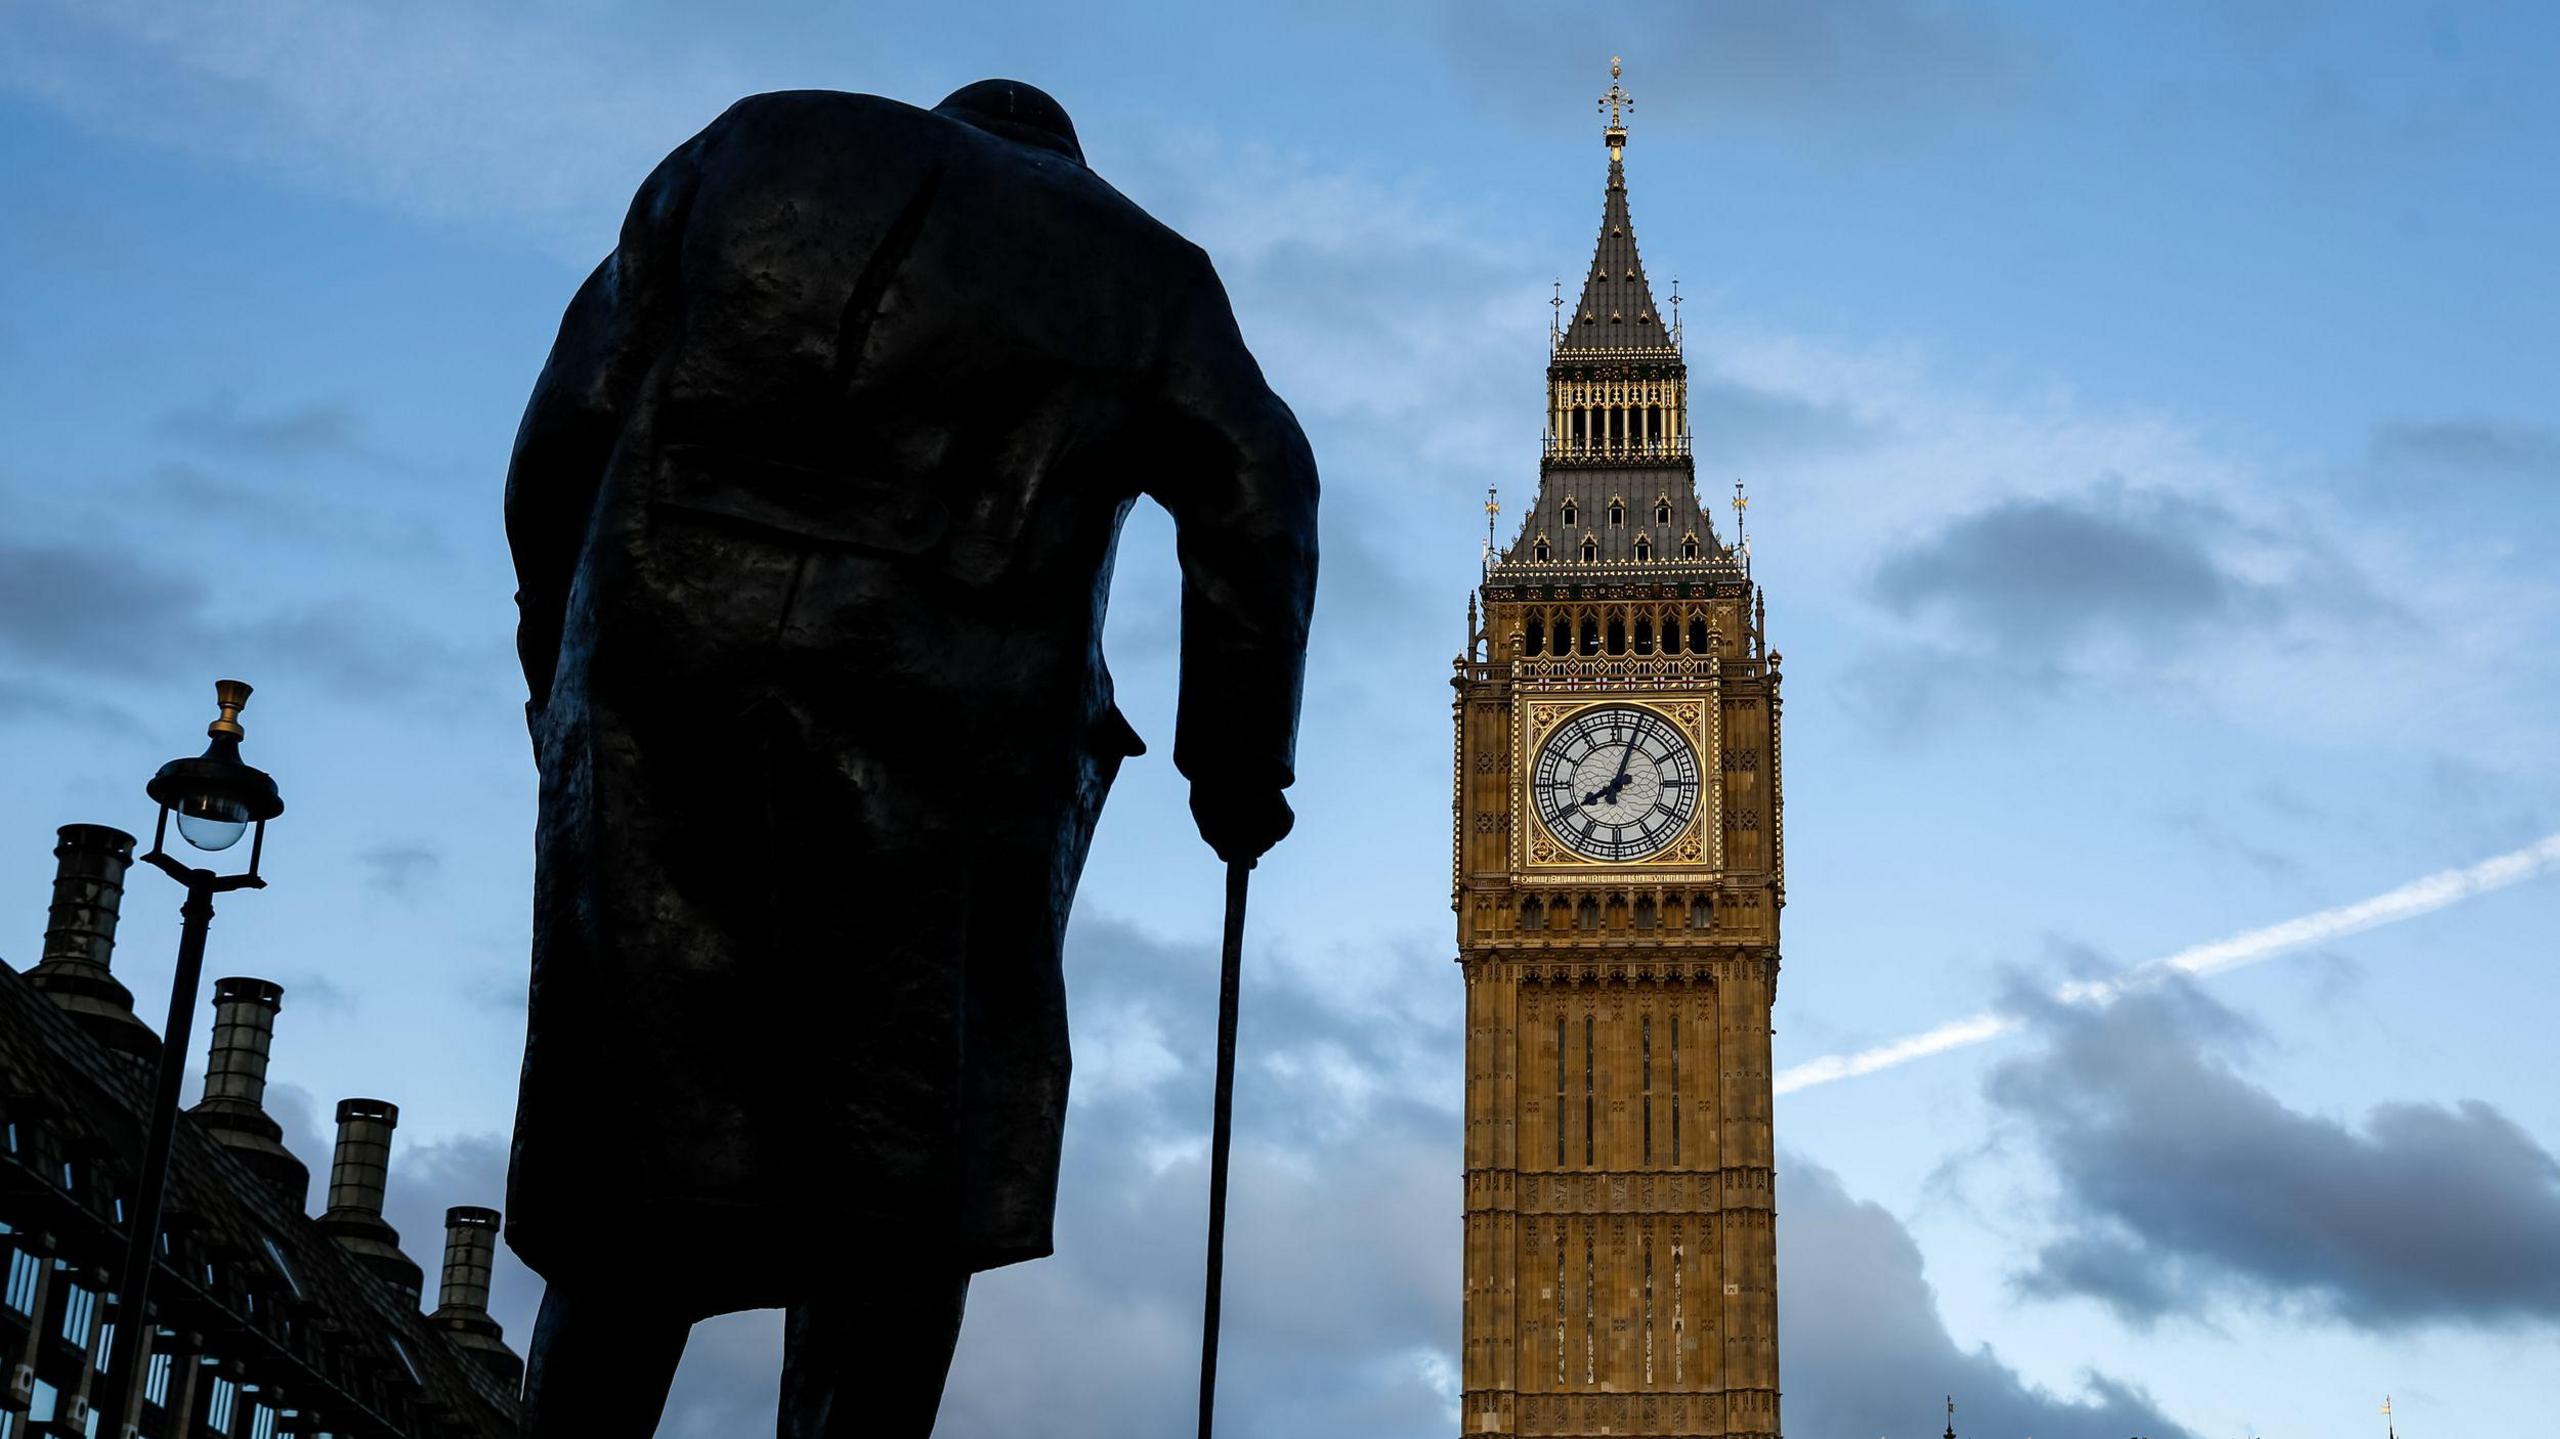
[5,2,2558,1435]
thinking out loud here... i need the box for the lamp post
[101,680,283,1439]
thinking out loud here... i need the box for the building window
[59,1273,97,1348]
[208,1377,239,1432]
[1561,501,1577,528]
[1533,538,1552,563]
[1656,498,1672,525]
[1641,1013,1655,1163]
[1583,1014,1596,1168]
[1554,1018,1567,1168]
[4,1248,40,1315]
[1670,1014,1682,1164]
[249,1401,278,1439]
[1683,536,1699,560]
[1608,500,1625,526]
[1633,537,1651,562]
[147,1351,172,1406]
[1580,538,1598,563]
[1523,616,1545,653]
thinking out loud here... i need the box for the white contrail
[1774,832,2560,1097]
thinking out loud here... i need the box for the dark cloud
[1871,485,2253,652]
[356,842,444,898]
[0,537,465,700]
[2370,419,2560,479]
[1989,982,2560,1331]
[1853,480,2407,733]
[1779,1157,2193,1439]
[1436,0,2039,152]
[156,395,389,467]
[138,461,448,554]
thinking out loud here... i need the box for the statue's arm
[504,135,703,714]
[1148,253,1322,807]
[503,258,622,714]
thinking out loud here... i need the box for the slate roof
[0,960,522,1435]
[1556,155,1671,352]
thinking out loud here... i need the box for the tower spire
[1600,55,1632,160]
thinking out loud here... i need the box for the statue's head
[935,79,1085,165]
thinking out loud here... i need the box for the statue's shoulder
[698,88,941,148]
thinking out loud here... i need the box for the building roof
[0,960,522,1434]
[1556,167,1671,353]
[1492,61,1738,586]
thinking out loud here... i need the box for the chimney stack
[315,1099,423,1301]
[185,978,311,1210]
[25,824,156,1062]
[431,1206,523,1389]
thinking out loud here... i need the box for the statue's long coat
[501,90,1316,1317]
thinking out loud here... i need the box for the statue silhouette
[502,79,1318,1436]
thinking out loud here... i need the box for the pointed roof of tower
[1558,57,1674,354]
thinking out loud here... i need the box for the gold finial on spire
[1483,484,1503,577]
[1600,57,1632,160]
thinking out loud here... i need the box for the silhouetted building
[1,822,522,1436]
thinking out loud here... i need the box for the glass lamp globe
[147,680,284,859]
[175,793,253,852]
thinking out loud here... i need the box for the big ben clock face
[1532,704,1702,862]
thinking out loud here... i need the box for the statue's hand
[1190,781,1295,867]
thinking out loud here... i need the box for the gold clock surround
[1518,694,1721,877]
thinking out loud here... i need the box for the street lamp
[102,680,283,1439]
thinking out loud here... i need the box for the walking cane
[1198,858,1251,1439]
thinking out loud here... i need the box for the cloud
[2370,419,2560,479]
[0,536,465,700]
[1780,1155,2193,1439]
[156,395,387,467]
[1872,484,2254,653]
[1847,474,2426,727]
[356,842,443,898]
[1988,981,2560,1331]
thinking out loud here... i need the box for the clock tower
[1454,60,1782,1439]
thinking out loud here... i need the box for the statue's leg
[779,1263,970,1438]
[524,1282,692,1437]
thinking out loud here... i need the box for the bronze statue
[501,79,1318,1436]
